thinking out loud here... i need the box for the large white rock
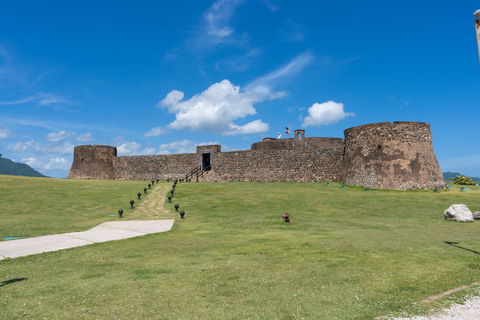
[444,204,474,222]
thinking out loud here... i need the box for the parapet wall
[251,137,344,151]
[114,153,197,180]
[67,145,117,179]
[214,148,344,182]
[340,122,446,190]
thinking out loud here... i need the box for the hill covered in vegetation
[0,157,47,178]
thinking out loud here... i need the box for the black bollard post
[180,210,185,219]
[174,204,179,212]
[129,200,134,209]
[118,209,123,218]
[137,192,141,200]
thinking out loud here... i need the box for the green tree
[449,175,476,186]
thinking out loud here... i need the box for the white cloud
[144,127,168,137]
[0,97,36,106]
[194,0,245,48]
[11,139,73,154]
[44,157,70,170]
[20,157,70,171]
[11,140,35,153]
[45,130,76,142]
[246,51,314,95]
[20,157,45,168]
[302,101,355,127]
[222,119,269,136]
[76,132,93,142]
[0,124,13,138]
[0,92,70,107]
[143,147,157,155]
[158,79,269,135]
[158,139,196,154]
[117,142,142,156]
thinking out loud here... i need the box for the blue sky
[0,1,479,179]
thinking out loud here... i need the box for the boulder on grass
[444,204,474,222]
[473,212,480,220]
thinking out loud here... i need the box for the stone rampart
[213,148,344,182]
[114,153,197,180]
[67,145,117,179]
[340,121,446,190]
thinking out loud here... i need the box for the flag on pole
[286,127,291,136]
[277,131,282,139]
[475,10,480,67]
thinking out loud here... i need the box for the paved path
[0,183,175,260]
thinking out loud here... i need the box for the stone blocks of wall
[67,145,117,179]
[340,122,446,190]
[251,137,344,151]
[114,153,198,180]
[214,148,344,182]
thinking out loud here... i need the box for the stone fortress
[67,121,447,190]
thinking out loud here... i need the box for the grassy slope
[1,177,480,319]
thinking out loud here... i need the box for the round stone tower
[340,121,446,190]
[67,145,117,179]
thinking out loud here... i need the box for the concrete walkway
[0,183,176,260]
[0,220,174,260]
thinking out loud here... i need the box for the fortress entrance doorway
[202,153,211,171]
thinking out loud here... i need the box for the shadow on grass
[445,241,480,255]
[0,277,28,287]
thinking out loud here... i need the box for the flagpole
[475,10,480,67]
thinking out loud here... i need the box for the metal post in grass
[151,180,155,185]
[148,183,151,189]
[171,189,175,196]
[168,195,172,203]
[129,200,134,209]
[118,209,123,218]
[180,210,185,219]
[174,204,179,212]
[137,192,141,200]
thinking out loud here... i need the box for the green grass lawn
[1,175,480,319]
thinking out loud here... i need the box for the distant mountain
[0,157,48,178]
[443,172,480,184]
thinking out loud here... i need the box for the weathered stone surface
[473,212,480,220]
[444,204,474,222]
[340,122,446,190]
[68,122,447,190]
[67,145,117,179]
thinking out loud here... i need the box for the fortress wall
[67,145,117,179]
[213,148,344,182]
[340,122,446,190]
[251,137,343,151]
[114,153,197,180]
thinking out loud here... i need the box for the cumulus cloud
[20,157,45,168]
[44,157,70,170]
[157,79,269,135]
[0,124,13,138]
[20,157,70,171]
[302,101,355,127]
[117,142,142,156]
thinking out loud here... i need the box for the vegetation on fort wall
[1,177,480,319]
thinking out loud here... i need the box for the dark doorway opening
[202,153,211,171]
